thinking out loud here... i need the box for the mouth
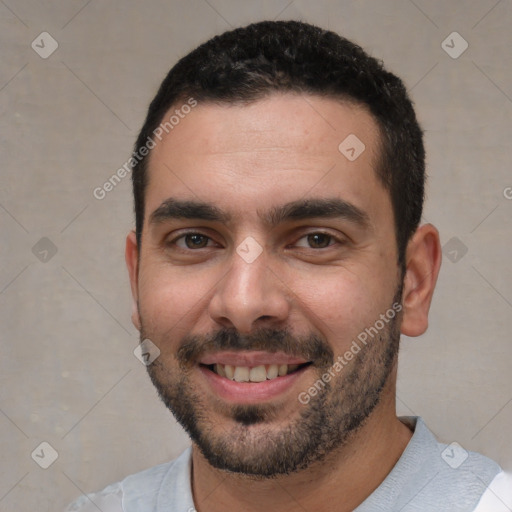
[201,362,312,382]
[197,351,313,404]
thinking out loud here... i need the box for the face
[127,94,405,476]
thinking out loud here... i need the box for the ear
[125,230,141,331]
[400,224,442,337]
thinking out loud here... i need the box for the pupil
[308,233,330,248]
[187,234,207,248]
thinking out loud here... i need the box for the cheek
[136,262,213,340]
[286,266,394,348]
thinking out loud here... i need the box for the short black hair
[131,20,425,267]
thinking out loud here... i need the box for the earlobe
[125,230,141,331]
[400,224,442,337]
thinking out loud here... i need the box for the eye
[294,232,336,249]
[173,233,216,249]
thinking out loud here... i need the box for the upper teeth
[214,363,299,382]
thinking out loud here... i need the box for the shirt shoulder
[64,482,123,512]
[64,447,194,512]
[355,417,505,512]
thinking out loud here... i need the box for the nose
[208,245,291,333]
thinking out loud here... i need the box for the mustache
[176,327,334,368]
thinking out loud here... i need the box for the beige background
[1,1,511,510]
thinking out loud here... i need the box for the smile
[202,362,311,382]
[198,351,313,403]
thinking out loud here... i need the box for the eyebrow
[149,197,371,229]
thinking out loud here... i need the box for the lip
[199,364,311,404]
[199,351,309,367]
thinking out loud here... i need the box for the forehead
[150,94,380,162]
[145,94,387,224]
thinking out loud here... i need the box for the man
[67,20,511,512]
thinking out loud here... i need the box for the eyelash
[168,231,343,251]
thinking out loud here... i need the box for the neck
[191,378,413,512]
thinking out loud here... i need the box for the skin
[125,94,442,511]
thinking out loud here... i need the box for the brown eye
[306,233,332,248]
[183,234,210,249]
[170,233,213,249]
